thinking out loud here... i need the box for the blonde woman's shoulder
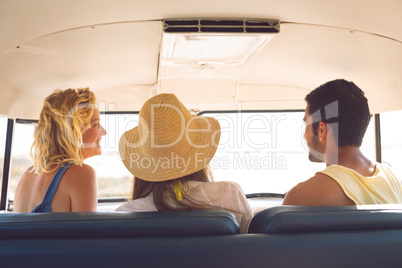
[61,163,98,212]
[67,163,96,177]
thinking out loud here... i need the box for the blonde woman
[117,94,252,233]
[13,88,106,212]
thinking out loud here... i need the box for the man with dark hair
[283,79,402,205]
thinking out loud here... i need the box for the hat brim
[119,114,220,182]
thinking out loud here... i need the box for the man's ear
[318,122,327,142]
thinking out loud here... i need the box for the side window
[0,117,7,195]
[360,117,375,161]
[380,111,402,179]
[8,122,36,200]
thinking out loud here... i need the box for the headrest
[248,205,402,233]
[0,210,239,239]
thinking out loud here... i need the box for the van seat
[248,205,402,233]
[0,210,239,239]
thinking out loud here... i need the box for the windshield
[203,111,375,194]
[4,110,377,200]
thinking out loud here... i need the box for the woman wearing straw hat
[14,88,107,213]
[117,93,252,233]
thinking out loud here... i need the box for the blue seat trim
[0,210,239,238]
[248,204,402,233]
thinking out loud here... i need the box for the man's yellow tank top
[317,163,402,205]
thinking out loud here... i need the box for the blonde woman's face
[81,109,107,159]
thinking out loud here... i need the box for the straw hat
[119,94,221,182]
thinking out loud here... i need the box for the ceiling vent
[158,19,279,106]
[163,19,280,34]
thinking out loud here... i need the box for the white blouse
[116,181,252,233]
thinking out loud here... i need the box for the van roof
[0,0,401,119]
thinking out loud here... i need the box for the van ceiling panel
[239,23,402,114]
[0,1,401,118]
[237,84,309,110]
[1,0,400,53]
[0,21,161,118]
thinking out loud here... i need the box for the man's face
[304,105,325,162]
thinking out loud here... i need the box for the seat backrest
[0,210,239,239]
[248,205,402,233]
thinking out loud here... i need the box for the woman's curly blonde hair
[31,88,96,174]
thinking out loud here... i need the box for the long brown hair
[132,166,215,211]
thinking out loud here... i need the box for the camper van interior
[0,1,402,267]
